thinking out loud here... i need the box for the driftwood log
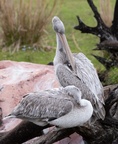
[0,84,118,144]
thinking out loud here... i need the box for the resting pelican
[5,86,93,128]
[52,16,105,122]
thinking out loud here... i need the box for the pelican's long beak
[57,32,76,71]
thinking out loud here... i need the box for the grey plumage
[52,16,105,122]
[12,91,72,120]
[7,86,93,128]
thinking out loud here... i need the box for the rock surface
[0,60,82,144]
[0,60,59,117]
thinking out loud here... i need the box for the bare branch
[74,0,112,42]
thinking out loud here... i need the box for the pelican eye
[65,61,72,70]
[67,91,72,96]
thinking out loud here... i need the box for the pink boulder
[0,60,59,117]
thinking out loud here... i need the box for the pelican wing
[56,63,105,120]
[74,53,104,103]
[11,92,73,121]
[56,63,96,102]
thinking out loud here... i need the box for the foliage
[0,0,57,52]
[106,67,118,85]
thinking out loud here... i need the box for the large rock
[0,60,83,144]
[0,60,59,117]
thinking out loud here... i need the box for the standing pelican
[52,16,105,122]
[6,86,93,128]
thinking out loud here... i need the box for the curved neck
[73,92,89,107]
[80,99,90,107]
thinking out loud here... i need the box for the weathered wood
[74,0,111,42]
[23,128,75,144]
[0,121,50,144]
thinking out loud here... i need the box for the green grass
[0,48,55,64]
[0,0,117,85]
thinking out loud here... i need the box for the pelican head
[52,16,76,71]
[64,85,82,104]
[52,16,65,34]
[64,85,81,97]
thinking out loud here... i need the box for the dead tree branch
[74,0,118,70]
[24,128,75,144]
[0,121,50,144]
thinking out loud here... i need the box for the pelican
[52,16,105,122]
[5,86,93,128]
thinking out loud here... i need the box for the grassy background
[0,0,117,84]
